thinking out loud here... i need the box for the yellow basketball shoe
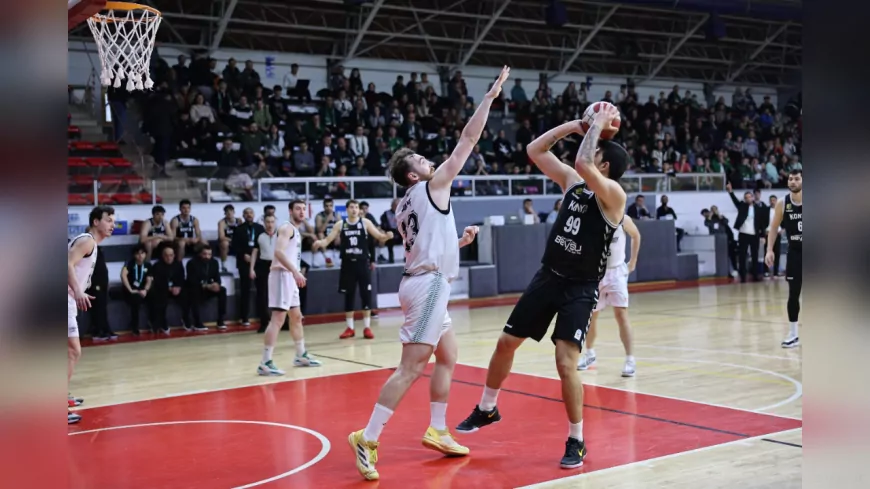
[421,427,470,457]
[348,429,380,481]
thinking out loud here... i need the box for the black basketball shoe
[455,405,502,433]
[560,437,587,469]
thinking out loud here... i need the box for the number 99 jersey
[541,181,620,282]
[396,181,460,282]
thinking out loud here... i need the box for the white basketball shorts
[594,263,630,312]
[398,272,452,347]
[268,269,300,311]
[67,296,80,338]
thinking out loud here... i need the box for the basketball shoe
[577,351,597,370]
[560,437,587,469]
[339,327,355,339]
[781,334,800,348]
[455,405,502,433]
[421,427,469,456]
[257,360,285,376]
[68,394,83,408]
[348,429,379,480]
[294,352,322,367]
[622,358,636,377]
[68,410,81,425]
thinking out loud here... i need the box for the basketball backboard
[68,0,106,31]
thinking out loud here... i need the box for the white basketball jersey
[397,182,459,281]
[67,233,97,298]
[272,222,302,271]
[606,224,626,268]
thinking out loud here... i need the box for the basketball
[580,101,621,139]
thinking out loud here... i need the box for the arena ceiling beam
[410,7,441,65]
[554,5,619,78]
[210,0,239,51]
[351,0,471,58]
[456,0,512,69]
[344,0,386,61]
[727,22,791,83]
[643,14,708,83]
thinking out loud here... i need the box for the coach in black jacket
[726,183,766,282]
[231,207,264,325]
[186,243,227,330]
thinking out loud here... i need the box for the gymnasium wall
[67,189,790,244]
[67,42,778,107]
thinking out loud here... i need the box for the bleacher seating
[66,140,163,205]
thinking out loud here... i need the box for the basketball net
[86,3,162,91]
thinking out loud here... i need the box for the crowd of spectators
[120,53,801,196]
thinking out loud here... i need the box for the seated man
[147,246,189,334]
[120,244,153,336]
[217,204,242,272]
[185,243,227,330]
[170,199,205,262]
[139,205,173,259]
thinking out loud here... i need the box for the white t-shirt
[739,205,756,235]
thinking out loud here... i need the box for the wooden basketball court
[69,281,802,488]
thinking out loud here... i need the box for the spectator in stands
[238,60,261,98]
[189,93,215,125]
[627,195,651,220]
[350,126,369,159]
[656,195,684,252]
[87,246,115,341]
[546,199,562,224]
[121,244,152,336]
[170,199,204,262]
[185,244,227,330]
[253,100,272,130]
[139,205,173,259]
[240,123,268,166]
[520,199,540,223]
[230,96,254,128]
[292,141,315,176]
[147,246,188,334]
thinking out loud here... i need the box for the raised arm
[765,199,785,267]
[363,218,393,242]
[574,103,626,214]
[725,182,741,208]
[622,216,641,273]
[527,121,583,193]
[313,220,342,250]
[430,66,510,191]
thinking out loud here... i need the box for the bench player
[312,199,393,339]
[577,215,641,376]
[67,206,115,424]
[257,200,321,376]
[765,169,802,347]
[456,104,628,470]
[347,66,509,481]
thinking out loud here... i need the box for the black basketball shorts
[504,267,599,351]
[786,248,802,282]
[338,258,371,294]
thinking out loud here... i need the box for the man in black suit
[185,243,227,330]
[231,207,265,327]
[726,183,766,282]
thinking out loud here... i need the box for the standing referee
[251,215,279,333]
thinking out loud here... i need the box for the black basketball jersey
[175,214,195,238]
[340,218,368,261]
[782,194,802,251]
[148,218,166,236]
[223,218,240,239]
[541,181,621,281]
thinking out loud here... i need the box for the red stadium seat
[123,175,145,186]
[138,192,162,204]
[111,193,136,205]
[72,174,94,186]
[98,175,123,185]
[96,142,119,152]
[97,195,114,205]
[87,158,111,168]
[68,194,89,205]
[67,157,87,168]
[108,157,133,168]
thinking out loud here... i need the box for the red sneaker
[339,327,355,339]
[363,327,375,339]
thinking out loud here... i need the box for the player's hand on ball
[594,102,620,127]
[293,271,307,288]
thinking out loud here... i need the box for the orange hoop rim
[92,2,162,20]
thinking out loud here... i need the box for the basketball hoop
[86,1,162,91]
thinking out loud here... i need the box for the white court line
[77,366,392,411]
[456,362,802,421]
[516,427,803,488]
[597,341,803,362]
[69,420,331,488]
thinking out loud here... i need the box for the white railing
[84,173,727,205]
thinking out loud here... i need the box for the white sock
[430,402,447,430]
[587,348,596,358]
[569,420,584,441]
[295,339,305,356]
[346,317,354,330]
[363,315,371,328]
[363,403,394,442]
[262,346,274,363]
[479,386,499,411]
[789,322,799,337]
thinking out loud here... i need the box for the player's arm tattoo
[576,123,602,167]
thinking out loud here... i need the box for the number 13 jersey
[542,181,621,282]
[397,181,460,281]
